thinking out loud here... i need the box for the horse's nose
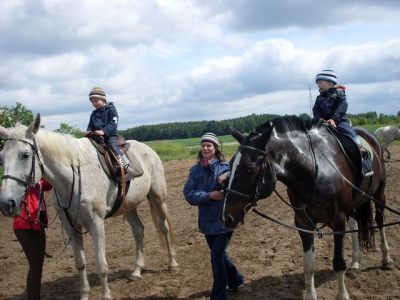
[223,214,236,230]
[0,198,17,216]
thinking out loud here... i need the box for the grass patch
[145,139,239,161]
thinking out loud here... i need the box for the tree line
[119,111,400,141]
[1,102,399,142]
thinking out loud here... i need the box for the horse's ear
[26,113,41,139]
[230,126,244,144]
[256,123,273,148]
[0,126,10,140]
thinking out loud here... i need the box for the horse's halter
[225,144,277,210]
[1,138,44,196]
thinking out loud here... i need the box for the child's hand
[327,119,337,127]
[94,130,105,136]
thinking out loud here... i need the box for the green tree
[0,102,34,127]
[54,123,84,138]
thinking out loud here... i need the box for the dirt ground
[1,146,400,300]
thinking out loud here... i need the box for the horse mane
[9,123,91,167]
[255,115,311,136]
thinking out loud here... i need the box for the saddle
[87,133,143,183]
[323,124,374,183]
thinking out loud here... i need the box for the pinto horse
[222,115,393,300]
[0,114,178,300]
[374,125,400,159]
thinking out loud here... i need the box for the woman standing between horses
[313,69,368,156]
[13,179,53,300]
[183,133,244,300]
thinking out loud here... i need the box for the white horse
[374,125,400,159]
[0,114,178,300]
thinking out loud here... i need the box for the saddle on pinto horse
[323,124,374,180]
[86,133,143,183]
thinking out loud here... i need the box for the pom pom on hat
[201,133,219,147]
[89,87,106,100]
[315,70,337,84]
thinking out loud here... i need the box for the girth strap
[105,181,131,219]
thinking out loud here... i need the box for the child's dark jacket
[312,88,348,124]
[86,102,119,138]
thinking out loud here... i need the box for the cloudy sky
[1,0,399,131]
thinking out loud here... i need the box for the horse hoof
[129,273,143,281]
[169,265,180,273]
[382,261,394,270]
[345,269,359,279]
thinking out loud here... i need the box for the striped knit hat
[201,133,219,147]
[315,70,337,84]
[89,87,106,101]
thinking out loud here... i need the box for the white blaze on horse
[0,114,178,300]
[374,125,400,159]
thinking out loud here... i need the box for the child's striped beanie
[315,70,337,84]
[89,87,106,100]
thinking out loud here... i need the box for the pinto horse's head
[0,114,42,217]
[222,125,276,230]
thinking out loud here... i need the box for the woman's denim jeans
[205,231,244,300]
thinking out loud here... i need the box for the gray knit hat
[315,70,337,84]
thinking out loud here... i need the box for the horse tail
[374,127,383,137]
[148,200,175,248]
[354,200,375,251]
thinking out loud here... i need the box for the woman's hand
[218,172,228,184]
[210,190,224,201]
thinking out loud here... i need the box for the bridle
[225,144,277,210]
[1,138,44,195]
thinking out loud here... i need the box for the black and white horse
[223,116,393,300]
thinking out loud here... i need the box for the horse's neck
[269,136,316,187]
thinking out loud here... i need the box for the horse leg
[375,208,394,269]
[125,208,145,279]
[347,214,362,270]
[148,199,179,271]
[61,220,90,300]
[385,146,391,160]
[298,231,317,300]
[332,230,349,300]
[147,181,179,271]
[88,215,111,300]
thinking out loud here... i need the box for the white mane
[10,123,91,167]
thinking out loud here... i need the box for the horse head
[222,124,277,230]
[0,113,43,217]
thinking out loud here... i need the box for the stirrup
[363,170,374,177]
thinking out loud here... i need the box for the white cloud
[0,0,399,131]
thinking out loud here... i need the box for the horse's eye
[22,152,30,159]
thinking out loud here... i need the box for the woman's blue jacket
[183,158,231,235]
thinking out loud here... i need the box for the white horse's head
[0,113,42,217]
